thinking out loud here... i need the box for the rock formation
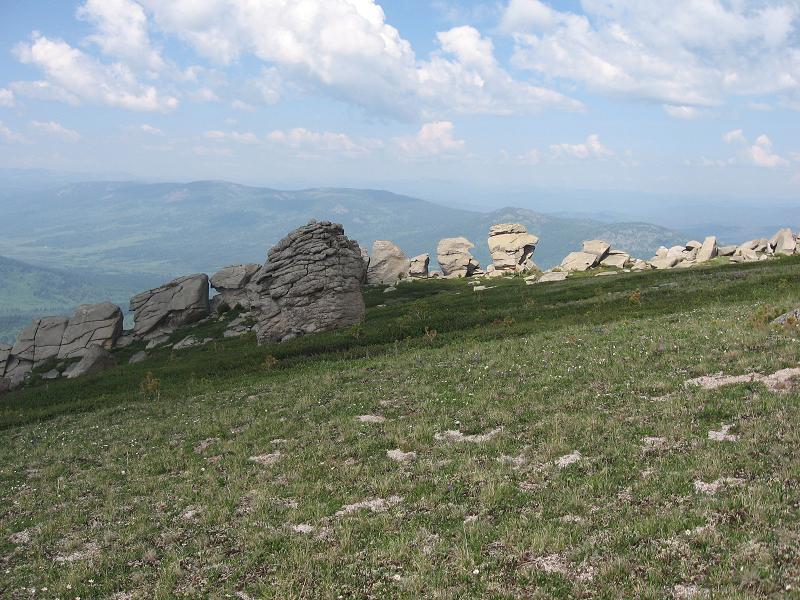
[210,264,260,312]
[64,345,116,379]
[771,228,797,255]
[487,224,539,273]
[58,302,123,359]
[560,251,600,272]
[366,241,411,284]
[0,343,10,377]
[408,254,430,278]
[130,274,210,340]
[437,237,480,277]
[582,240,611,261]
[249,220,366,343]
[696,236,718,263]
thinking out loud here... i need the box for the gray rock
[718,245,737,256]
[582,240,611,260]
[64,345,116,379]
[535,272,569,283]
[210,264,260,311]
[770,228,796,255]
[630,259,650,271]
[655,246,669,257]
[408,254,430,278]
[145,334,171,349]
[130,274,210,340]
[128,351,148,364]
[437,237,480,277]
[173,336,200,350]
[666,245,686,258]
[696,236,718,263]
[488,223,539,273]
[58,302,123,359]
[773,308,800,325]
[250,221,366,343]
[0,377,9,395]
[11,316,69,365]
[41,369,60,380]
[600,253,630,269]
[0,342,10,377]
[685,240,703,250]
[649,256,681,269]
[367,241,410,284]
[560,251,599,272]
[3,356,32,387]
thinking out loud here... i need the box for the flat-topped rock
[130,274,210,340]
[367,241,410,284]
[488,223,539,273]
[11,316,69,364]
[600,252,630,269]
[536,272,569,283]
[250,220,366,343]
[560,251,599,272]
[210,264,260,312]
[58,302,123,359]
[408,254,430,278]
[582,240,611,260]
[650,256,681,269]
[437,237,480,278]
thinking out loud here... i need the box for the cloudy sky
[0,0,799,202]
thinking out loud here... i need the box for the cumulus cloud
[550,134,613,160]
[723,129,788,168]
[77,0,165,71]
[0,89,15,108]
[501,0,800,109]
[663,105,700,120]
[0,121,27,143]
[13,33,178,112]
[139,123,163,135]
[204,129,259,144]
[30,120,81,142]
[267,127,377,157]
[394,121,466,156]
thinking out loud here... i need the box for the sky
[0,0,799,205]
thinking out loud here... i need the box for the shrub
[139,372,161,401]
[628,289,642,305]
[262,355,279,370]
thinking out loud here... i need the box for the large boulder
[582,240,611,261]
[560,251,599,272]
[249,221,366,343]
[488,224,539,273]
[408,254,430,278]
[695,236,718,263]
[0,343,10,378]
[58,302,123,359]
[366,241,411,284]
[64,345,116,379]
[649,256,681,269]
[437,237,480,277]
[210,264,260,311]
[130,274,210,340]
[600,251,630,269]
[11,316,69,365]
[771,228,797,255]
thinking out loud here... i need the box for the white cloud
[267,127,376,157]
[30,120,81,142]
[394,121,466,157]
[723,129,788,168]
[502,0,800,109]
[0,89,15,108]
[204,130,259,144]
[230,100,255,112]
[0,121,27,143]
[518,148,541,165]
[550,134,613,160]
[13,33,178,112]
[139,123,163,135]
[663,105,700,120]
[189,87,220,102]
[77,0,165,71]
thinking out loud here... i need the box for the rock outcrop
[771,228,797,255]
[408,254,430,278]
[11,316,69,365]
[58,302,123,359]
[437,237,480,278]
[366,241,410,284]
[210,264,260,312]
[249,221,366,343]
[696,236,718,263]
[130,274,210,340]
[0,343,11,379]
[64,345,116,379]
[488,224,539,273]
[582,240,611,261]
[560,251,600,272]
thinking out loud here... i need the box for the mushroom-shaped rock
[560,251,599,272]
[408,254,430,278]
[130,274,210,340]
[581,240,611,261]
[58,302,123,359]
[437,237,480,278]
[771,228,797,255]
[367,241,411,284]
[488,223,539,273]
[695,236,718,263]
[210,264,260,311]
[64,345,116,379]
[249,221,366,343]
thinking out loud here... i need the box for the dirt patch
[673,583,709,598]
[555,450,582,469]
[387,449,416,462]
[693,477,745,495]
[194,437,219,454]
[686,367,800,393]
[54,541,100,563]
[335,495,403,516]
[249,452,281,466]
[356,414,386,424]
[435,427,503,443]
[708,424,739,442]
[522,552,595,582]
[288,523,315,534]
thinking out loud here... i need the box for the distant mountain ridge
[0,180,684,277]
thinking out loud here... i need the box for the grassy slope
[2,258,800,598]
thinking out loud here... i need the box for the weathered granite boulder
[58,302,123,359]
[437,237,480,277]
[0,343,10,378]
[0,377,9,395]
[582,240,611,261]
[64,345,116,379]
[408,254,430,278]
[560,251,599,272]
[666,245,686,258]
[535,272,569,283]
[773,308,800,325]
[250,221,366,343]
[696,236,718,263]
[600,251,630,269]
[650,256,681,269]
[130,274,210,340]
[488,224,539,273]
[11,316,69,365]
[685,240,703,250]
[771,228,797,255]
[718,245,737,256]
[367,241,410,284]
[210,264,260,312]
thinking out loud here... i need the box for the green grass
[2,258,800,598]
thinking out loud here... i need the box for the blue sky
[0,0,798,203]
